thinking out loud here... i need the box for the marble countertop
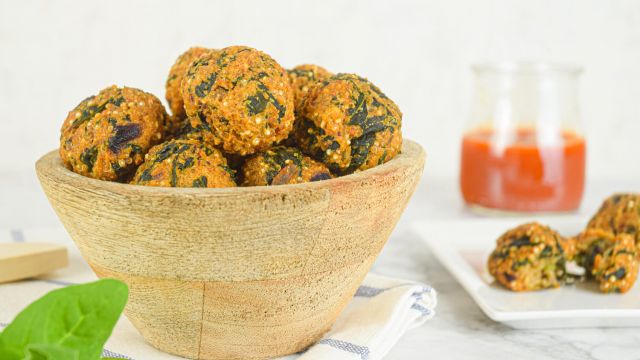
[2,170,639,359]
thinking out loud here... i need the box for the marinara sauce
[460,127,585,212]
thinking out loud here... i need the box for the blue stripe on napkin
[318,338,370,360]
[354,285,387,297]
[101,348,134,359]
[410,303,432,316]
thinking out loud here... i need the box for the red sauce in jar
[460,127,586,212]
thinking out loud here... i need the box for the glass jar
[460,62,586,213]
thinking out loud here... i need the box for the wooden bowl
[35,140,425,360]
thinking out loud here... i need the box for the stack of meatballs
[488,194,640,293]
[59,45,403,188]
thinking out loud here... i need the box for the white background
[1,0,639,180]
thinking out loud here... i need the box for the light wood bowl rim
[36,139,425,196]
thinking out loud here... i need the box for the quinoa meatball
[181,46,295,155]
[586,193,640,250]
[241,146,332,186]
[131,139,236,188]
[287,64,332,114]
[575,228,639,293]
[60,85,167,181]
[488,223,575,292]
[165,47,214,136]
[294,73,402,175]
[172,119,209,142]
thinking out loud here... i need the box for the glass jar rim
[472,61,583,75]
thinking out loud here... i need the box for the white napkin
[281,274,436,360]
[0,228,437,360]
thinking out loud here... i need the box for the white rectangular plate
[414,219,640,329]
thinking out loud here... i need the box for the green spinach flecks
[128,144,143,155]
[257,82,286,120]
[221,165,236,180]
[139,168,154,182]
[166,74,178,85]
[154,142,192,163]
[192,176,208,187]
[609,268,627,280]
[177,157,194,170]
[80,147,98,172]
[187,57,210,77]
[196,111,213,132]
[195,72,217,98]
[71,104,104,128]
[288,68,314,79]
[246,91,269,115]
[70,96,125,129]
[109,96,125,107]
[170,159,178,187]
[262,148,304,184]
[540,246,553,258]
[347,91,367,126]
[111,162,128,178]
[509,235,532,247]
[347,132,376,173]
[511,259,529,271]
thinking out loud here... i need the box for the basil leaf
[0,279,128,360]
[25,344,79,360]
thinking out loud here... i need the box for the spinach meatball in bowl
[287,64,332,114]
[294,73,402,175]
[181,45,295,156]
[241,146,332,186]
[165,46,215,136]
[131,139,236,188]
[59,85,167,182]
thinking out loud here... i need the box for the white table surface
[2,169,639,360]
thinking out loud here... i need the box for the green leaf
[0,279,128,360]
[25,344,79,360]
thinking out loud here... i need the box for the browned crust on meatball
[241,146,332,186]
[294,73,402,175]
[60,85,167,181]
[488,222,571,292]
[181,46,295,155]
[575,228,639,293]
[165,47,215,136]
[287,64,332,114]
[586,193,640,251]
[131,139,236,188]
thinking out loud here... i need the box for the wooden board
[0,243,68,283]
